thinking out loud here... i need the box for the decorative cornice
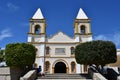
[45,55,50,58]
[75,19,91,20]
[74,33,92,35]
[36,56,75,58]
[28,33,46,35]
[74,19,91,27]
[36,56,44,58]
[44,56,75,58]
[74,19,90,24]
[30,18,46,20]
[28,42,82,44]
[30,18,46,23]
[70,55,75,58]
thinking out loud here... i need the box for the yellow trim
[74,19,91,27]
[52,67,54,74]
[66,67,69,74]
[30,23,32,33]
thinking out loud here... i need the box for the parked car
[0,61,7,67]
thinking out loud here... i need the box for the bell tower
[28,8,46,42]
[74,8,92,42]
[28,8,46,73]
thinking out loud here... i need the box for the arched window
[45,61,50,72]
[71,62,76,73]
[71,47,75,55]
[46,46,50,55]
[81,25,86,34]
[35,25,40,34]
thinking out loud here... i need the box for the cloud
[0,29,12,41]
[1,47,5,50]
[94,32,120,47]
[6,2,19,12]
[94,35,107,40]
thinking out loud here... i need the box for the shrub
[75,40,117,66]
[5,43,36,67]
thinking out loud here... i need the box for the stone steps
[37,73,92,80]
[36,79,92,80]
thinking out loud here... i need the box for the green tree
[0,50,4,62]
[5,43,36,67]
[75,40,117,67]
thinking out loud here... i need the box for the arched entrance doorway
[54,62,66,73]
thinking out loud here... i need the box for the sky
[0,0,120,49]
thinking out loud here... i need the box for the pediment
[48,31,74,42]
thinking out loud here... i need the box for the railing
[20,70,37,80]
[118,76,120,80]
[93,73,107,80]
[88,68,107,80]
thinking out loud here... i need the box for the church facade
[27,8,92,74]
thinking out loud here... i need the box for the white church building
[27,8,92,74]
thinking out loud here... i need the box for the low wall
[20,70,37,80]
[0,67,11,80]
[118,76,120,80]
[0,67,25,80]
[93,73,107,80]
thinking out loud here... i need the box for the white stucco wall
[74,35,80,42]
[28,35,32,42]
[76,64,81,73]
[29,31,93,74]
[117,50,120,55]
[35,58,44,72]
[81,35,92,42]
[46,44,75,57]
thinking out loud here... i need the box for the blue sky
[0,0,120,49]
